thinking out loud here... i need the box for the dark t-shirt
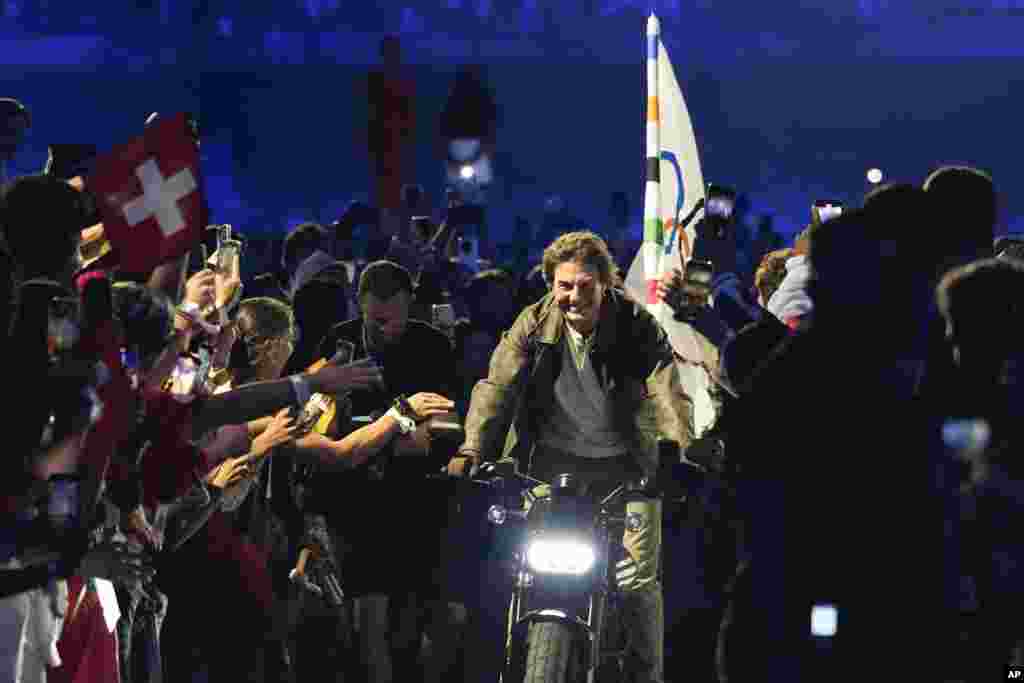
[308,317,459,596]
[316,316,457,419]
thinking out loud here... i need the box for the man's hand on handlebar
[406,392,455,421]
[446,452,480,478]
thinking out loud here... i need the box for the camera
[703,183,737,241]
[673,258,715,322]
[813,200,843,225]
[432,304,456,330]
[293,340,356,437]
[411,216,437,245]
[705,183,736,219]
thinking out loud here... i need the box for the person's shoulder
[251,271,282,289]
[610,287,656,327]
[314,262,351,287]
[508,291,555,338]
[325,318,362,344]
[249,272,288,300]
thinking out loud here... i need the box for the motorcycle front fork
[500,567,613,682]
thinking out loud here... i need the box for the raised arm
[293,393,454,469]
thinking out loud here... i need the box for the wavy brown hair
[542,231,619,289]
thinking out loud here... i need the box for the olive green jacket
[459,288,696,478]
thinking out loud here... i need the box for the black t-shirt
[307,317,459,596]
[247,272,289,304]
[316,316,457,419]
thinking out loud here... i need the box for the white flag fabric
[625,16,716,435]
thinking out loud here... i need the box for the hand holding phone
[705,183,737,222]
[813,200,843,225]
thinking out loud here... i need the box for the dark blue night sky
[2,1,1021,253]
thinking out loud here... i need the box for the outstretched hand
[406,393,455,421]
[248,408,296,460]
[446,453,480,478]
[206,457,252,490]
[312,358,383,394]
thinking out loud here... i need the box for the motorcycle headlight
[526,537,596,576]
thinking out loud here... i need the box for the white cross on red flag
[88,112,207,275]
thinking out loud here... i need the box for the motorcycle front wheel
[523,621,584,683]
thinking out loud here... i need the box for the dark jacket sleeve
[626,300,696,468]
[191,379,298,439]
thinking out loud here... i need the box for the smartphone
[684,259,714,299]
[48,297,81,355]
[705,183,737,220]
[47,474,81,535]
[432,304,456,329]
[216,224,232,246]
[411,216,437,245]
[813,200,843,224]
[810,604,838,637]
[330,340,356,366]
[215,240,241,274]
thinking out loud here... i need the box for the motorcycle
[477,440,696,683]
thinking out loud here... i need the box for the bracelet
[385,406,416,435]
[393,394,419,422]
[178,301,201,317]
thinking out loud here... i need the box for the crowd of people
[0,86,1021,683]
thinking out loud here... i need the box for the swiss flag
[87,112,207,276]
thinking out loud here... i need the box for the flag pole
[642,13,662,307]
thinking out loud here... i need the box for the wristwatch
[393,394,420,422]
[385,406,416,435]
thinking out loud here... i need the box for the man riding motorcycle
[448,231,699,682]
